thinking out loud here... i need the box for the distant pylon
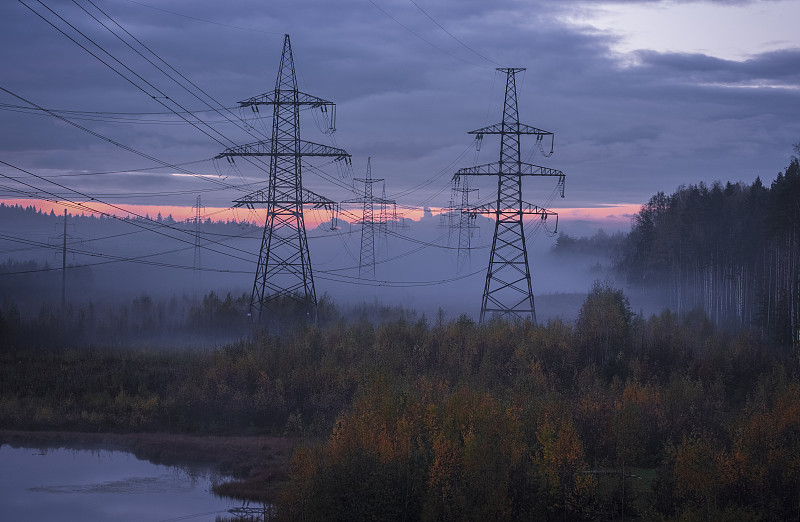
[343,157,392,279]
[378,181,391,258]
[395,212,410,230]
[454,176,479,273]
[439,194,457,245]
[454,68,565,323]
[216,34,350,320]
[391,202,402,231]
[192,195,204,275]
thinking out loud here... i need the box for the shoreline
[0,430,293,502]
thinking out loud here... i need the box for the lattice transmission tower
[216,35,350,320]
[438,195,456,245]
[343,158,394,279]
[192,194,204,276]
[454,68,565,323]
[377,181,395,258]
[453,176,479,273]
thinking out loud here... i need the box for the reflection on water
[0,445,236,522]
[30,474,197,494]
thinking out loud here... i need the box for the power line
[121,0,284,35]
[365,0,493,70]
[0,85,235,190]
[0,160,258,263]
[0,200,501,288]
[387,141,474,200]
[19,159,215,178]
[0,102,255,125]
[0,101,241,117]
[19,0,272,189]
[316,265,484,288]
[0,219,487,288]
[407,0,501,67]
[79,0,270,144]
[20,0,240,150]
[0,234,250,275]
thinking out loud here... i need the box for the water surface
[0,445,237,521]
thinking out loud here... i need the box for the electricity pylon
[454,67,565,323]
[343,157,394,279]
[216,34,350,320]
[378,181,395,258]
[438,195,456,245]
[192,195,204,276]
[453,176,479,273]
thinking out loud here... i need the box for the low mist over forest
[0,198,614,328]
[2,157,799,346]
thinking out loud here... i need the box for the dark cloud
[1,0,799,214]
[634,48,800,85]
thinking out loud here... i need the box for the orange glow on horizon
[550,204,642,224]
[0,199,329,227]
[2,199,642,228]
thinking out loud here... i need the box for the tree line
[614,157,800,351]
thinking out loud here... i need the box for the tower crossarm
[233,187,335,209]
[303,188,336,208]
[216,139,350,160]
[238,90,335,109]
[468,201,558,220]
[341,197,395,208]
[239,90,337,130]
[454,161,564,180]
[468,122,553,137]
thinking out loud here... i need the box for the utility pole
[454,68,565,323]
[51,209,78,311]
[61,208,67,310]
[217,34,349,320]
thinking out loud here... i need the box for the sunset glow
[2,198,641,230]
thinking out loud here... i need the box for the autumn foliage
[4,282,800,519]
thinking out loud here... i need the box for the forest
[614,158,800,349]
[2,157,800,521]
[2,281,800,520]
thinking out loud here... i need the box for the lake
[0,444,241,521]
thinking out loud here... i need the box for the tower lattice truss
[343,157,395,279]
[216,34,350,319]
[454,68,566,323]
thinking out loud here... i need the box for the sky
[1,0,799,231]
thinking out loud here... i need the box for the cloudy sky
[1,0,799,228]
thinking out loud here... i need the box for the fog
[0,202,634,344]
